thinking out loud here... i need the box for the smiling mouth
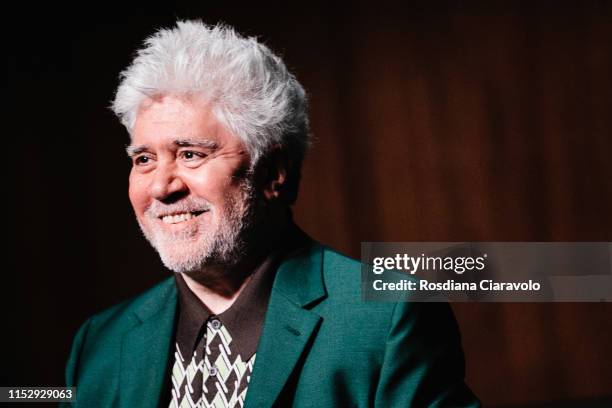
[159,210,207,224]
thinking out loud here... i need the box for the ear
[259,145,289,202]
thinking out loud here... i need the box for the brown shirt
[169,255,279,407]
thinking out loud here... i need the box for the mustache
[144,198,212,218]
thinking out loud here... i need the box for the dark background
[6,2,612,407]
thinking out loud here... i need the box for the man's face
[128,95,257,273]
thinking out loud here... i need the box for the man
[65,21,480,407]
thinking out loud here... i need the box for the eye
[133,155,153,166]
[179,150,206,161]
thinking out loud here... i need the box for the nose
[150,161,188,202]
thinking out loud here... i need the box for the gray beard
[137,181,258,274]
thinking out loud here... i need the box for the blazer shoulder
[320,245,362,272]
[81,277,176,341]
[65,277,178,403]
[319,246,391,308]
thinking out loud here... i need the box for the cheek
[128,174,148,214]
[185,168,235,199]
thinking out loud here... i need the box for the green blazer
[65,242,480,407]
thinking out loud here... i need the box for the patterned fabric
[170,316,256,408]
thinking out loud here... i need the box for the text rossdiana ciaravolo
[372,279,541,291]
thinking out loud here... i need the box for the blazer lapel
[245,244,327,407]
[119,280,177,408]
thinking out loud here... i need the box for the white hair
[112,20,310,203]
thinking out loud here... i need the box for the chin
[155,239,215,273]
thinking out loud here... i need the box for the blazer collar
[245,238,328,407]
[272,240,326,307]
[119,278,177,408]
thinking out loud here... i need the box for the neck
[180,209,291,314]
[180,268,253,315]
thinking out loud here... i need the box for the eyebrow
[174,139,219,150]
[125,144,148,157]
[125,138,219,157]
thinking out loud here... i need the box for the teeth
[161,212,198,224]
